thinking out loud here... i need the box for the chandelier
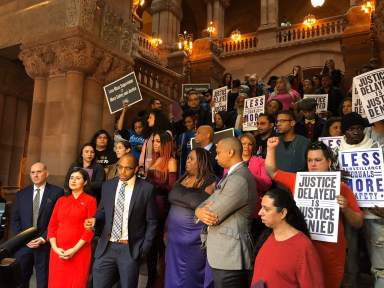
[151,37,162,48]
[178,31,193,54]
[303,14,316,27]
[361,0,375,14]
[231,29,241,42]
[311,0,325,7]
[207,21,216,37]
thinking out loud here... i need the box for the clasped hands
[195,202,219,226]
[53,246,77,260]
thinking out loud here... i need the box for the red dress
[47,193,96,288]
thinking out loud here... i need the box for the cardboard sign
[303,94,328,113]
[103,72,142,114]
[243,96,265,131]
[339,148,384,207]
[353,68,384,123]
[294,172,341,243]
[190,128,235,150]
[319,136,343,149]
[211,86,228,122]
[182,83,211,100]
[352,82,366,118]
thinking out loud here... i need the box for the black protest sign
[182,83,211,100]
[294,172,340,243]
[353,68,384,123]
[103,72,143,114]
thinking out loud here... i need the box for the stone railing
[134,56,184,102]
[276,15,345,45]
[135,31,161,62]
[220,32,258,57]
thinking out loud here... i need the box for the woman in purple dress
[165,148,217,288]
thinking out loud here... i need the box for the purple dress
[165,177,216,288]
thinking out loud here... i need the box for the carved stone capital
[150,0,183,20]
[19,47,55,78]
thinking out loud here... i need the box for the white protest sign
[243,96,265,131]
[212,86,228,123]
[353,68,384,123]
[294,172,340,243]
[303,94,328,114]
[339,148,384,207]
[352,82,366,118]
[319,136,343,149]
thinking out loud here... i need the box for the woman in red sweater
[264,138,364,288]
[251,187,324,287]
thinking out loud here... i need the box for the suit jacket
[94,177,158,260]
[200,162,257,270]
[11,183,64,240]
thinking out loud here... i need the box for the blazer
[94,177,158,260]
[11,183,64,240]
[200,162,256,270]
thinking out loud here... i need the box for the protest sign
[211,86,228,122]
[294,172,340,243]
[353,68,384,123]
[352,82,366,118]
[303,94,328,113]
[103,72,142,114]
[182,83,211,100]
[339,148,384,207]
[319,136,343,149]
[242,96,265,131]
[190,128,235,149]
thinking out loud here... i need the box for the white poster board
[242,96,265,131]
[352,82,366,118]
[294,172,341,243]
[353,68,384,123]
[303,94,328,113]
[339,148,384,207]
[211,86,228,123]
[319,136,343,149]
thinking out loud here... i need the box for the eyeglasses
[275,119,292,124]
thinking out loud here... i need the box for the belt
[110,239,129,245]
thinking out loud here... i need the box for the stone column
[259,0,279,29]
[151,0,183,49]
[206,0,229,38]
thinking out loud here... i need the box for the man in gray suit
[195,137,257,288]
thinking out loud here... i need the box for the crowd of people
[10,58,384,288]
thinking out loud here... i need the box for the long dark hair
[180,147,215,188]
[255,187,309,255]
[321,117,342,137]
[76,143,96,166]
[90,129,114,151]
[148,110,171,134]
[64,167,92,196]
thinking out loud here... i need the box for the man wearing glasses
[274,110,310,172]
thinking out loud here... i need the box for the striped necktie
[33,188,40,227]
[111,182,127,241]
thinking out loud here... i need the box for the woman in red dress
[47,168,96,288]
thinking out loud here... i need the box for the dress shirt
[111,176,136,241]
[33,183,46,206]
[227,161,244,176]
[204,143,214,151]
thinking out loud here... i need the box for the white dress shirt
[227,161,244,176]
[111,176,136,241]
[204,143,214,151]
[33,183,46,205]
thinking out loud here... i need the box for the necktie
[111,182,127,241]
[33,188,40,227]
[216,173,228,189]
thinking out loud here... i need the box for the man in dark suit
[85,154,157,288]
[11,162,64,288]
[195,125,223,177]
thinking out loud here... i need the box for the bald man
[86,154,158,288]
[195,125,223,177]
[196,137,257,288]
[11,162,64,288]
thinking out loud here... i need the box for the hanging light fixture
[361,0,375,14]
[151,37,162,48]
[178,31,193,54]
[207,21,216,38]
[303,14,317,27]
[311,0,325,7]
[231,29,241,42]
